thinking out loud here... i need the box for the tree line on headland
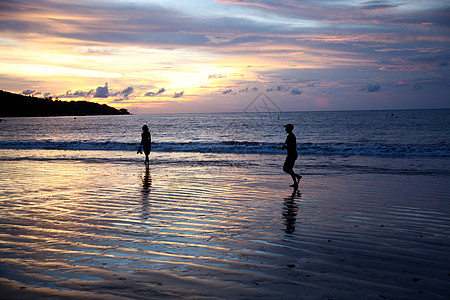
[0,90,130,117]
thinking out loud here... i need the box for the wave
[0,140,448,157]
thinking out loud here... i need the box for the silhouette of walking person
[282,124,302,189]
[138,125,151,165]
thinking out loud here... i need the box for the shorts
[283,156,297,172]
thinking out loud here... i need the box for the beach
[1,148,449,299]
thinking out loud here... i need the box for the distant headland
[0,90,130,117]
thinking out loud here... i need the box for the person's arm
[282,136,288,150]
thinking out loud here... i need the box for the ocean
[1,109,450,299]
[1,109,449,175]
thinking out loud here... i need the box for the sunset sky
[1,0,449,113]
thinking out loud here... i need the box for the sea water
[1,109,449,176]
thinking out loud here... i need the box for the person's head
[283,123,294,133]
[142,125,149,132]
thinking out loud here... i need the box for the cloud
[145,87,166,97]
[173,91,184,98]
[94,83,109,98]
[208,74,227,79]
[121,86,134,99]
[73,90,91,97]
[110,86,134,99]
[22,89,35,95]
[362,83,381,93]
[412,84,422,91]
[290,89,303,95]
[360,1,399,10]
[55,89,95,98]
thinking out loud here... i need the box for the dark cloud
[290,89,303,95]
[94,83,109,98]
[110,86,134,99]
[22,89,35,95]
[74,90,94,97]
[121,86,134,99]
[145,87,166,97]
[364,83,381,92]
[56,89,94,98]
[236,87,258,93]
[360,1,398,10]
[412,84,422,91]
[173,91,184,98]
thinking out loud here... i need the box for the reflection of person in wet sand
[142,166,152,195]
[141,166,152,219]
[138,125,152,165]
[283,189,300,234]
[282,124,302,189]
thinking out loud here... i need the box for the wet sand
[1,151,449,299]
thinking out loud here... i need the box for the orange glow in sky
[1,0,449,113]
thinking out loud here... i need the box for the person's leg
[144,148,150,165]
[289,172,298,186]
[283,158,298,187]
[289,157,302,182]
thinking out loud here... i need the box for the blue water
[1,109,449,175]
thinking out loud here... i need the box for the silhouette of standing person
[282,124,302,189]
[138,125,151,165]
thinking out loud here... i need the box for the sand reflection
[141,166,152,219]
[283,189,300,234]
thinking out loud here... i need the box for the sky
[1,0,449,113]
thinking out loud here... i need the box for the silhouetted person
[138,125,151,165]
[282,124,301,189]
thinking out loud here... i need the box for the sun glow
[163,65,242,90]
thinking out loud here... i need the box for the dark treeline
[0,90,130,117]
